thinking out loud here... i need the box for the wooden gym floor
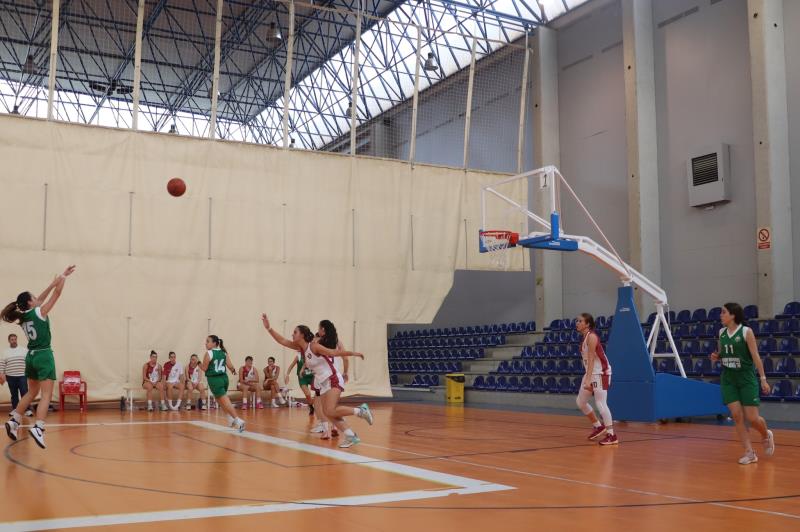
[1,402,798,531]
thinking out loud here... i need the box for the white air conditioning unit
[686,144,731,207]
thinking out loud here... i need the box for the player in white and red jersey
[163,351,185,411]
[576,313,618,445]
[141,350,166,412]
[262,357,284,408]
[238,356,262,409]
[261,314,370,449]
[184,354,207,410]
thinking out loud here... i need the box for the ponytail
[1,292,33,324]
[208,334,227,353]
[318,319,339,349]
[296,325,314,343]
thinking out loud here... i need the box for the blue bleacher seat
[682,340,699,355]
[645,312,657,325]
[566,343,579,358]
[557,359,570,374]
[472,375,485,389]
[700,323,717,338]
[532,376,545,393]
[484,375,497,390]
[534,344,546,357]
[496,376,509,391]
[523,360,534,374]
[543,360,556,374]
[676,310,692,323]
[390,374,398,385]
[776,301,800,319]
[553,344,567,358]
[691,308,707,322]
[545,376,558,393]
[596,316,608,329]
[707,307,722,322]
[762,357,775,376]
[533,360,544,373]
[548,319,562,330]
[758,337,777,355]
[569,359,583,375]
[774,356,797,377]
[494,361,509,374]
[711,360,722,375]
[430,374,440,386]
[520,376,533,392]
[673,324,689,339]
[507,376,520,391]
[526,321,536,332]
[764,380,793,401]
[679,357,691,374]
[511,360,524,374]
[657,359,676,373]
[558,377,572,393]
[743,305,758,321]
[693,358,711,376]
[571,377,582,393]
[774,337,799,355]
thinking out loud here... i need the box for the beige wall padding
[0,116,526,402]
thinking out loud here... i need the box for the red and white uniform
[304,343,343,395]
[146,363,161,384]
[187,364,201,385]
[263,365,278,382]
[580,331,611,390]
[242,365,258,384]
[165,361,184,384]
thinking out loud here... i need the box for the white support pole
[748,0,795,314]
[516,33,530,173]
[462,36,477,169]
[622,0,661,312]
[281,0,296,147]
[409,27,422,165]
[350,0,363,155]
[132,0,145,130]
[46,0,61,120]
[532,27,562,329]
[208,0,224,139]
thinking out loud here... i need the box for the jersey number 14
[213,359,226,373]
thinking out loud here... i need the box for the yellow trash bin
[445,373,465,404]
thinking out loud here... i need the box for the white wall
[557,1,628,318]
[654,0,757,311]
[786,0,800,301]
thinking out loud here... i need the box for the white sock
[323,422,330,431]
[236,417,244,425]
[161,400,166,406]
[344,428,355,437]
[176,400,181,407]
[353,408,360,416]
[593,421,601,428]
[226,414,234,424]
[606,426,615,435]
[34,420,45,429]
[147,400,153,408]
[11,411,21,423]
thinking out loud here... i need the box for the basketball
[167,177,186,197]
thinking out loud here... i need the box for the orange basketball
[167,177,186,197]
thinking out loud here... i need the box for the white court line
[2,420,513,531]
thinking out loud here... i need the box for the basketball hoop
[479,230,519,270]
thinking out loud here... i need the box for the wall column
[622,0,661,311]
[532,26,563,328]
[748,0,794,315]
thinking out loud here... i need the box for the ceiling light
[23,54,38,75]
[423,52,438,72]
[266,22,282,47]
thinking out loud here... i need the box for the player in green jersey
[2,265,76,449]
[710,302,775,464]
[200,334,245,432]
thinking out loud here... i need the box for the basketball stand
[480,166,728,422]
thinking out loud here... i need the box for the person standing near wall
[710,302,775,465]
[1,334,33,417]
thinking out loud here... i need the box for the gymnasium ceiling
[0,0,588,144]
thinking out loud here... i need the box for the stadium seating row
[392,322,535,339]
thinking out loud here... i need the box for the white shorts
[167,378,182,385]
[589,373,611,392]
[318,373,345,395]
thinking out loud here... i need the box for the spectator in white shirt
[1,334,33,416]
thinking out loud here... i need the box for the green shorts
[298,372,314,387]
[26,348,56,381]
[721,369,760,407]
[207,374,229,398]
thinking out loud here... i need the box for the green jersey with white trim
[21,307,52,351]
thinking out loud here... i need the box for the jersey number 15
[23,321,37,341]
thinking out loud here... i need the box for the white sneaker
[200,403,208,411]
[235,419,246,433]
[185,403,192,411]
[763,430,775,456]
[310,423,325,433]
[357,403,374,426]
[5,419,19,441]
[147,404,154,412]
[738,451,758,465]
[271,400,279,408]
[338,434,361,448]
[24,409,34,417]
[29,425,46,449]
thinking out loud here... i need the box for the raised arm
[311,342,363,360]
[40,265,76,318]
[745,328,771,395]
[261,313,300,350]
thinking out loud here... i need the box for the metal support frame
[480,166,685,377]
[462,35,477,169]
[281,0,296,148]
[131,0,145,130]
[46,0,61,120]
[516,33,530,173]
[408,26,421,164]
[209,0,223,139]
[350,0,363,155]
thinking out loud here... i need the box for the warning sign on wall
[757,227,771,250]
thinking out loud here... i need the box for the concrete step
[462,360,501,373]
[483,346,525,360]
[504,333,541,346]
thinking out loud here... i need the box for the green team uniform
[205,348,230,398]
[719,325,760,407]
[21,307,56,381]
[296,352,314,387]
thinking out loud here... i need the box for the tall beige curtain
[0,116,526,401]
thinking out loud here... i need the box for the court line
[2,420,513,531]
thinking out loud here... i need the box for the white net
[480,230,513,270]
